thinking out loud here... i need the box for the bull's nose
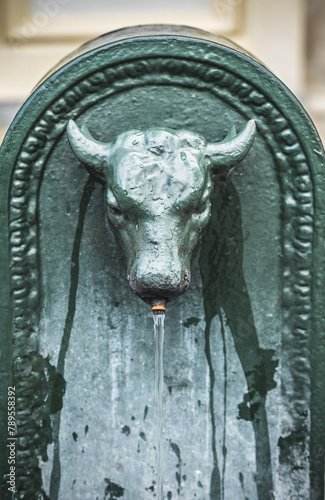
[128,263,191,303]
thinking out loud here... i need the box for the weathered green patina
[67,119,256,305]
[0,25,324,500]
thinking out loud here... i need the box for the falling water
[153,311,165,500]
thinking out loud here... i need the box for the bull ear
[205,119,256,174]
[66,119,112,184]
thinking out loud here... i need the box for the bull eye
[108,203,122,216]
[194,200,207,213]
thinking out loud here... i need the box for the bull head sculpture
[67,119,256,309]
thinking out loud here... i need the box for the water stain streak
[200,181,275,499]
[204,318,221,500]
[220,312,227,500]
[49,177,95,500]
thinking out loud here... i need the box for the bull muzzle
[128,258,191,306]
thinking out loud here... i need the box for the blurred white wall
[0,0,323,143]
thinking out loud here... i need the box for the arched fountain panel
[0,25,324,500]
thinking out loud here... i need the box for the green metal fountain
[0,25,324,500]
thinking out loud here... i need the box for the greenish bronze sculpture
[0,24,325,500]
[67,119,256,307]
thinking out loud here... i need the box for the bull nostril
[183,271,191,287]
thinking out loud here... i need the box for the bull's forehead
[108,129,209,215]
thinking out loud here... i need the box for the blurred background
[0,0,324,144]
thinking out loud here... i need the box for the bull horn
[66,119,112,184]
[205,119,256,173]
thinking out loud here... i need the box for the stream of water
[153,311,165,500]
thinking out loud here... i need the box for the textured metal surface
[0,25,324,500]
